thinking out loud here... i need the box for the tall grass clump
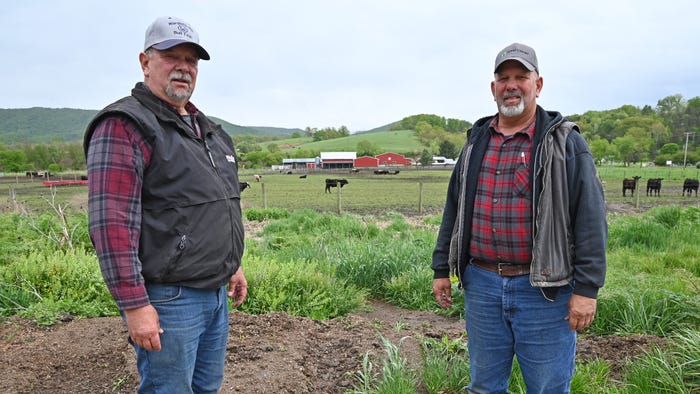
[591,290,699,336]
[243,207,290,222]
[600,206,700,336]
[621,328,700,392]
[420,335,470,393]
[0,250,115,324]
[240,255,366,320]
[348,336,419,394]
[249,209,439,307]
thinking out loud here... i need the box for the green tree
[438,140,458,159]
[0,149,28,172]
[589,138,611,165]
[659,143,680,155]
[419,149,433,166]
[357,140,379,157]
[656,94,687,143]
[613,135,636,166]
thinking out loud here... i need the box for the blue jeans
[128,285,229,394]
[462,263,575,394]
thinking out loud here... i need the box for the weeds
[0,200,698,391]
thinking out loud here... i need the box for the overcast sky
[2,0,698,132]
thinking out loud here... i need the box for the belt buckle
[497,263,506,275]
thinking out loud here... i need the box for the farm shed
[354,155,380,167]
[375,152,412,167]
[321,152,356,169]
[283,158,319,169]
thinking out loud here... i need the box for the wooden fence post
[262,183,268,209]
[418,182,424,215]
[337,185,342,214]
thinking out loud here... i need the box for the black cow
[683,178,699,197]
[622,176,641,196]
[646,178,663,196]
[299,174,307,179]
[325,178,348,193]
[239,181,251,191]
[374,169,389,175]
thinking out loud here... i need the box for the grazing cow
[325,178,348,193]
[253,174,261,182]
[299,174,307,179]
[374,169,389,175]
[683,178,699,197]
[239,181,251,191]
[622,176,641,196]
[350,168,360,173]
[646,178,663,196]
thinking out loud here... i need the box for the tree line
[1,94,699,172]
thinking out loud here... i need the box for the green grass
[275,129,424,155]
[1,174,699,392]
[237,170,453,215]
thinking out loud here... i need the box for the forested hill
[0,107,302,144]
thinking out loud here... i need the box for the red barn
[375,152,412,167]
[354,155,379,167]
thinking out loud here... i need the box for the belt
[471,259,530,277]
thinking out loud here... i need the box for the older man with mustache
[431,43,607,393]
[84,17,247,393]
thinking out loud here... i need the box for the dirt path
[0,301,663,393]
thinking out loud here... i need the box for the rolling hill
[274,129,424,154]
[0,107,303,144]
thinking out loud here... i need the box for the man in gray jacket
[432,43,607,393]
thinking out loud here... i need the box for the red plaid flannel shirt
[468,117,535,264]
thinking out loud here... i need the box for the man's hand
[123,305,163,351]
[432,278,453,309]
[566,294,597,331]
[227,266,248,308]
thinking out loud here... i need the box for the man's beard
[498,92,525,117]
[165,72,193,102]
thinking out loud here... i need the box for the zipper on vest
[202,138,217,169]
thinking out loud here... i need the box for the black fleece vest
[85,83,244,288]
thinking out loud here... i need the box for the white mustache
[503,91,522,100]
[169,72,192,83]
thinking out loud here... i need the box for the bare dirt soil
[0,300,664,394]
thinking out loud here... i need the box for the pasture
[1,166,699,215]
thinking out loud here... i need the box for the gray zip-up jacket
[432,106,607,299]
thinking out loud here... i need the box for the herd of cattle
[622,176,699,197]
[238,178,350,193]
[241,173,699,197]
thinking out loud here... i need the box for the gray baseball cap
[494,42,538,73]
[144,16,210,60]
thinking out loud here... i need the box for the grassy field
[2,165,699,216]
[272,129,425,155]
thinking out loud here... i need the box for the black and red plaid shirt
[468,117,535,264]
